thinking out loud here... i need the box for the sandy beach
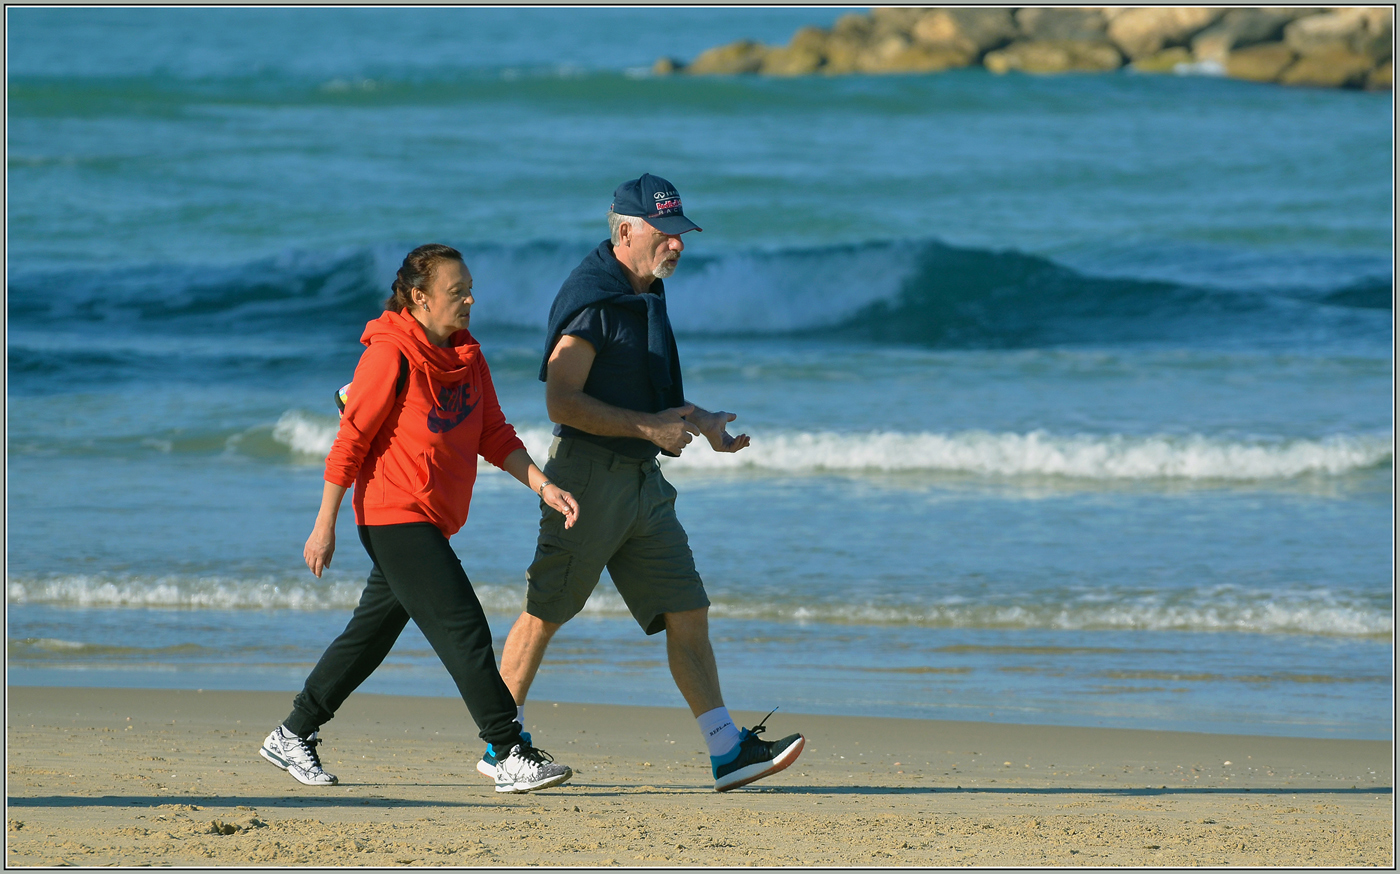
[4,686,1392,867]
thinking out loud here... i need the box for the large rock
[984,40,1124,75]
[1368,60,1392,89]
[1224,42,1298,81]
[1352,8,1394,62]
[1013,8,1110,43]
[821,33,869,75]
[869,43,976,73]
[849,32,973,74]
[830,12,875,42]
[910,8,1018,58]
[685,39,768,75]
[1278,44,1376,88]
[869,6,926,34]
[759,43,825,77]
[789,25,830,55]
[1131,47,1195,74]
[1190,8,1304,64]
[1107,7,1224,59]
[1285,8,1390,60]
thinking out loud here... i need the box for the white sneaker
[494,743,572,793]
[477,730,531,778]
[260,726,338,786]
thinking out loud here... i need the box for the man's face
[635,221,685,279]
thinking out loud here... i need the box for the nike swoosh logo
[427,400,478,434]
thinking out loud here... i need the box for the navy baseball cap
[611,173,702,235]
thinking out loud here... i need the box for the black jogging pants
[283,523,522,749]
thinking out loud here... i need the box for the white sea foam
[713,599,1392,638]
[9,575,1388,638]
[270,411,339,458]
[270,416,1390,481]
[1172,59,1226,77]
[674,430,1393,479]
[4,574,535,616]
[20,637,87,651]
[5,574,367,611]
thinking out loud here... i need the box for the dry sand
[5,686,1392,867]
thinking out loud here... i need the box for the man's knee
[512,611,564,644]
[662,607,710,642]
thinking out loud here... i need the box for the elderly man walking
[478,173,805,791]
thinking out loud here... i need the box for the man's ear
[615,219,632,249]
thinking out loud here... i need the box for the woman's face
[414,260,474,339]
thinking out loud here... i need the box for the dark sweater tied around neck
[539,240,685,413]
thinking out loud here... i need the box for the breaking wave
[9,238,1390,351]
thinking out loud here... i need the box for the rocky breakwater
[657,7,1392,90]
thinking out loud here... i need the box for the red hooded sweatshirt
[324,309,525,537]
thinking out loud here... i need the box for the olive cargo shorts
[526,437,709,635]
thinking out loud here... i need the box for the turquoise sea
[6,7,1393,740]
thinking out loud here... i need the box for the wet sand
[6,686,1392,867]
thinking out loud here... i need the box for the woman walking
[260,244,575,793]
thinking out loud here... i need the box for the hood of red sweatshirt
[361,309,479,387]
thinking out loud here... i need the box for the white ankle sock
[697,706,741,758]
[516,705,525,729]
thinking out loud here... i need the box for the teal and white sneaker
[712,710,805,792]
[495,743,572,793]
[477,730,531,778]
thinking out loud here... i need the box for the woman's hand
[305,482,348,578]
[304,523,336,578]
[500,448,579,528]
[542,483,580,529]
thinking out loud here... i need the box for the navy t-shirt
[555,302,667,459]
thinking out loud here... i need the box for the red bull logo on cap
[652,197,681,216]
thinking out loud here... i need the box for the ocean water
[6,7,1393,740]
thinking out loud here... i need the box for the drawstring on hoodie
[423,370,440,413]
[363,310,479,414]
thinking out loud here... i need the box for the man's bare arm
[546,335,700,455]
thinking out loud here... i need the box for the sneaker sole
[260,745,337,786]
[714,735,805,792]
[495,767,574,794]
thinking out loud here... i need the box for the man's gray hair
[608,209,648,246]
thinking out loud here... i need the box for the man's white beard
[652,260,677,280]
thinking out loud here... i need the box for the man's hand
[642,404,701,455]
[685,407,751,453]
